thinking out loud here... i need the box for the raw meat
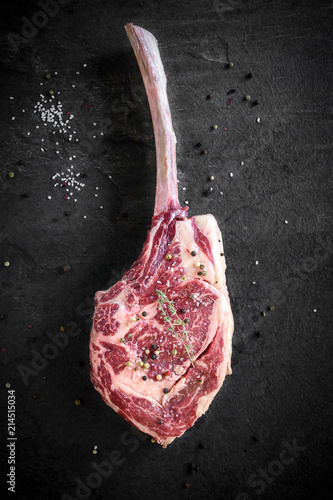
[90,23,234,447]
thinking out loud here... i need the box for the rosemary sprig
[155,289,195,367]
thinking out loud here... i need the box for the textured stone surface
[0,0,332,499]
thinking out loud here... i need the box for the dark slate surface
[0,1,332,499]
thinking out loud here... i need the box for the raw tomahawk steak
[90,23,234,447]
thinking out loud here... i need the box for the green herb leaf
[155,289,194,367]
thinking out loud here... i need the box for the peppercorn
[189,294,194,299]
[201,149,208,155]
[142,311,148,317]
[184,483,191,489]
[212,125,217,130]
[120,338,125,343]
[143,362,150,369]
[151,353,157,360]
[163,388,169,394]
[75,399,81,405]
[191,251,197,256]
[269,306,275,311]
[166,254,172,260]
[49,90,54,95]
[156,374,162,380]
[184,318,189,324]
[245,95,251,101]
[220,253,224,256]
[158,419,163,425]
[45,73,51,79]
[125,361,131,367]
[151,344,157,350]
[138,361,144,367]
[3,261,10,267]
[8,172,15,178]
[180,308,186,314]
[171,349,177,356]
[145,349,150,354]
[228,62,234,68]
[200,264,205,269]
[142,376,148,381]
[126,333,132,339]
[198,271,202,276]
[155,350,160,355]
[202,271,207,276]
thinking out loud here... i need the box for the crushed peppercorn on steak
[90,23,234,447]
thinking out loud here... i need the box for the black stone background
[0,0,332,499]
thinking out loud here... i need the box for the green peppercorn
[171,349,177,356]
[120,338,125,343]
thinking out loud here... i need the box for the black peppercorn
[142,376,148,381]
[151,344,157,350]
[190,251,197,256]
[151,353,157,360]
[163,388,168,394]
[180,308,186,314]
[142,311,148,317]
